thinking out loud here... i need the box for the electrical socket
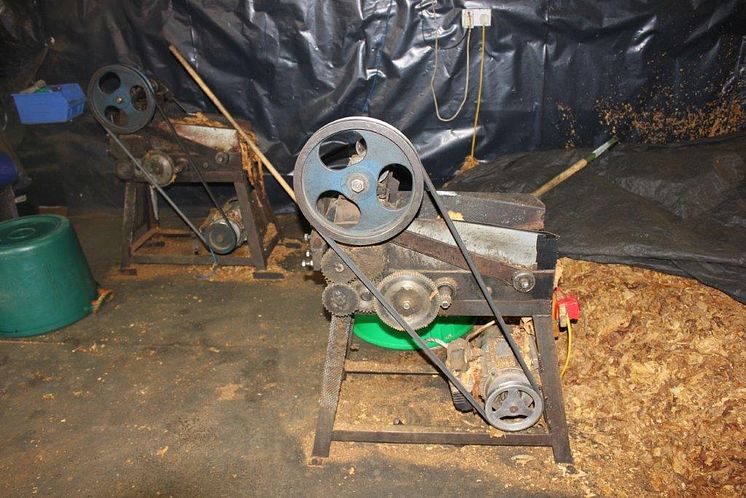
[461,8,491,28]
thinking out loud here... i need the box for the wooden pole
[532,137,618,198]
[168,44,297,203]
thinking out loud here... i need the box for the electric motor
[202,199,246,255]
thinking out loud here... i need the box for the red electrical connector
[553,287,580,328]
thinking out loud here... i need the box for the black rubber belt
[420,175,540,392]
[107,130,212,250]
[321,234,491,421]
[153,98,237,251]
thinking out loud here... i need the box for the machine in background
[87,64,279,273]
[295,117,572,464]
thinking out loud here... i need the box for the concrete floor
[0,213,566,496]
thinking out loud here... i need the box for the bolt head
[115,96,124,104]
[349,178,365,193]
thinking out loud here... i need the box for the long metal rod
[422,177,540,391]
[107,130,215,258]
[321,234,490,422]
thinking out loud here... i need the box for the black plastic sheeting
[1,1,744,299]
[1,0,745,211]
[446,132,746,303]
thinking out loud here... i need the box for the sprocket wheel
[319,246,386,284]
[322,283,360,316]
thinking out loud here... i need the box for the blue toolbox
[11,83,85,124]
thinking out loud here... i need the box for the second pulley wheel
[293,117,425,246]
[87,64,157,134]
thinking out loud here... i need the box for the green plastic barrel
[353,314,474,350]
[0,215,97,337]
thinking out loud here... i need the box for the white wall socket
[462,8,491,28]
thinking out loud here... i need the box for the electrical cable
[430,26,473,122]
[561,318,573,379]
[419,10,467,49]
[468,24,487,158]
[466,319,495,342]
[426,337,450,349]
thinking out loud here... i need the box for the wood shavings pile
[557,258,746,495]
[597,93,745,143]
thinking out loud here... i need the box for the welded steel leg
[533,314,573,463]
[235,179,267,269]
[120,181,138,272]
[310,316,352,464]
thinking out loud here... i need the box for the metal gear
[322,283,360,316]
[352,281,376,313]
[319,245,387,284]
[88,65,157,134]
[320,250,355,283]
[293,117,425,246]
[374,271,440,331]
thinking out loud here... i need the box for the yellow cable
[560,319,573,379]
[468,24,487,158]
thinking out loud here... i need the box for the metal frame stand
[120,168,279,273]
[309,310,573,465]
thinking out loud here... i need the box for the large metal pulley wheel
[293,117,425,245]
[87,64,156,134]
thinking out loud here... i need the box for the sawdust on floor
[106,238,297,282]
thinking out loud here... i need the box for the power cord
[430,9,474,122]
[468,24,487,158]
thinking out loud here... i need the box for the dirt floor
[0,212,744,496]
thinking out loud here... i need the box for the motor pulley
[202,199,247,255]
[446,329,544,432]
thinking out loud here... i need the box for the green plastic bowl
[0,215,97,337]
[353,314,474,350]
